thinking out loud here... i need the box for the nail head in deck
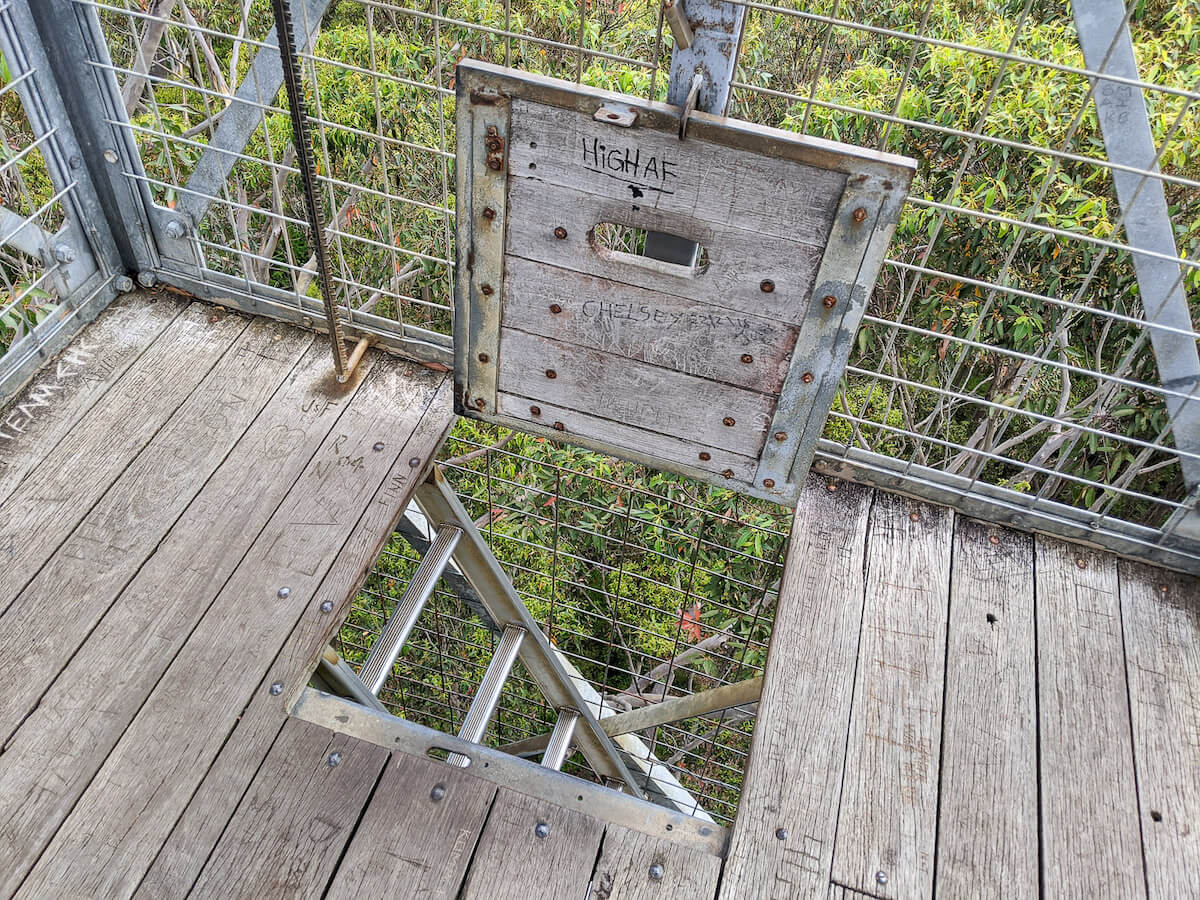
[269,682,283,696]
[721,469,733,478]
[530,405,541,416]
[535,822,550,838]
[553,421,565,431]
[545,369,557,379]
[278,587,291,599]
[759,279,774,293]
[478,353,490,363]
[430,783,447,802]
[722,416,735,427]
[554,226,567,239]
[549,303,562,314]
[409,457,422,467]
[741,354,754,364]
[876,871,889,886]
[775,827,788,840]
[853,206,868,223]
[699,451,711,461]
[482,207,496,219]
[801,372,814,384]
[373,441,385,451]
[648,864,664,880]
[763,479,775,489]
[327,752,342,767]
[320,600,334,613]
[822,295,838,309]
[1076,557,1088,569]
[481,284,494,296]
[774,431,787,442]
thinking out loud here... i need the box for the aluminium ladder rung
[359,522,463,695]
[540,709,580,770]
[448,623,525,767]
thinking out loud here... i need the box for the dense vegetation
[2,0,1196,817]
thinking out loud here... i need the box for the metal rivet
[722,416,735,427]
[553,421,565,431]
[763,478,775,489]
[822,295,837,309]
[774,431,787,442]
[409,457,421,467]
[478,352,490,363]
[474,397,486,410]
[775,827,788,841]
[876,871,889,886]
[554,226,567,239]
[320,600,334,614]
[741,353,754,364]
[853,207,868,223]
[430,783,447,802]
[373,441,385,451]
[801,371,814,384]
[165,219,187,240]
[103,148,118,163]
[549,303,563,314]
[699,451,711,461]
[530,405,541,416]
[327,752,342,767]
[278,587,291,599]
[545,369,557,379]
[482,207,496,220]
[534,822,550,838]
[53,244,76,264]
[910,511,921,522]
[759,279,775,293]
[989,533,1000,545]
[648,863,664,880]
[721,469,734,479]
[1076,557,1087,569]
[69,154,82,169]
[269,682,284,696]
[480,284,494,296]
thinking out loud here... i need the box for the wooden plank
[1120,561,1199,899]
[189,718,388,898]
[591,822,720,899]
[935,518,1037,897]
[0,293,183,505]
[136,375,452,899]
[0,341,377,897]
[15,358,446,899]
[459,789,605,900]
[0,303,245,609]
[827,884,876,899]
[497,329,773,458]
[1036,537,1144,898]
[326,748,496,899]
[0,318,312,742]
[496,393,759,483]
[501,255,798,393]
[719,476,872,899]
[508,97,845,248]
[506,177,824,326]
[830,492,952,899]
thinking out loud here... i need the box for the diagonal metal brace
[414,466,646,799]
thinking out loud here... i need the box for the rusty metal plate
[454,60,914,505]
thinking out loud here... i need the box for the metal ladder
[319,466,643,797]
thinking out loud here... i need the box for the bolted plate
[454,60,914,505]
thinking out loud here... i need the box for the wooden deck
[0,293,1196,898]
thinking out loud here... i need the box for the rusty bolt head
[474,397,486,410]
[699,451,712,461]
[801,372,814,384]
[760,279,775,293]
[484,135,503,151]
[530,405,541,416]
[741,353,754,364]
[482,207,496,220]
[989,533,1001,545]
[722,416,735,427]
[774,431,787,442]
[1076,557,1087,570]
[553,421,565,431]
[549,303,563,314]
[822,295,838,310]
[721,469,734,479]
[852,207,867,223]
[1159,583,1169,594]
[545,368,557,379]
[763,478,775,489]
[909,511,921,522]
[481,283,494,296]
[554,226,568,240]
[486,125,498,135]
[478,352,490,363]
[487,158,502,171]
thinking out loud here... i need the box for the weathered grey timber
[189,719,388,898]
[1119,562,1200,899]
[326,750,496,898]
[592,823,722,898]
[1036,538,1145,898]
[936,518,1037,896]
[460,790,605,899]
[719,477,872,898]
[831,493,952,898]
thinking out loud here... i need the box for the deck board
[0,293,1195,899]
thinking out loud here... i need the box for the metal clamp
[678,73,703,140]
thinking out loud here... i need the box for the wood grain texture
[460,789,605,900]
[136,373,453,899]
[1119,562,1199,899]
[0,293,182,505]
[591,822,720,899]
[0,342,377,898]
[496,393,759,483]
[15,357,443,900]
[189,718,388,899]
[505,177,823,326]
[507,98,845,247]
[0,303,245,609]
[935,518,1037,897]
[326,748,496,899]
[831,492,952,899]
[0,318,311,742]
[1036,537,1145,898]
[719,476,873,900]
[501,255,798,393]
[498,329,773,458]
